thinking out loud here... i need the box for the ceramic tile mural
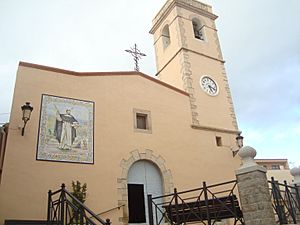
[37,94,94,164]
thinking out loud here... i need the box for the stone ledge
[235,165,267,176]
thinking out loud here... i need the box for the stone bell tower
[150,0,239,133]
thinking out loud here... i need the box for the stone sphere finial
[290,166,300,184]
[238,146,257,169]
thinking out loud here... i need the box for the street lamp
[233,134,244,157]
[21,102,33,136]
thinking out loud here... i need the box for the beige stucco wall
[189,52,236,129]
[0,64,241,225]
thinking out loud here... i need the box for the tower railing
[47,184,110,225]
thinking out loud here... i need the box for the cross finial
[125,44,146,72]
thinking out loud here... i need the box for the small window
[192,18,204,40]
[133,109,152,133]
[136,113,147,129]
[272,165,280,170]
[216,136,222,146]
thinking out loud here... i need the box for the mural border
[36,94,95,164]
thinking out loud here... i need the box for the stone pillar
[235,146,276,225]
[291,166,300,223]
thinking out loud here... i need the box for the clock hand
[208,85,216,92]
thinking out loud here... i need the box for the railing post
[271,177,287,224]
[79,205,84,225]
[174,188,180,225]
[295,184,300,209]
[291,166,300,223]
[148,194,154,225]
[294,183,300,223]
[284,180,297,223]
[60,183,65,225]
[203,182,211,225]
[47,190,52,225]
[75,209,79,225]
[106,218,111,225]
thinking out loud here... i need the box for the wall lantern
[232,134,244,157]
[21,102,33,136]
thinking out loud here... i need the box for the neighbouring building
[255,158,294,184]
[0,1,243,225]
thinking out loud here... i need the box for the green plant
[71,181,87,205]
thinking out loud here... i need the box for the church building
[0,0,243,225]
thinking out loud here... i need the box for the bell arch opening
[192,18,205,40]
[162,24,171,49]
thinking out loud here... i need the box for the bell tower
[150,0,239,132]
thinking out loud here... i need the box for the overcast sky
[0,0,299,167]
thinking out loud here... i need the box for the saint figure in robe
[54,109,78,150]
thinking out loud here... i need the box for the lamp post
[21,102,33,136]
[233,134,244,157]
[236,134,244,148]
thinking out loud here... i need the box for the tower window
[215,136,222,146]
[162,24,171,49]
[133,109,152,133]
[192,18,204,40]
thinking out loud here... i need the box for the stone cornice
[191,124,241,135]
[150,0,217,34]
[235,165,267,176]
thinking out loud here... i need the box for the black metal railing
[47,184,110,225]
[148,180,244,225]
[269,177,300,224]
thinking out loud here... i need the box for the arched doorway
[127,160,163,223]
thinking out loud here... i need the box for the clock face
[200,76,219,96]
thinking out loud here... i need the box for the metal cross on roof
[125,44,146,72]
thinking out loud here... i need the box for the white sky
[0,0,299,167]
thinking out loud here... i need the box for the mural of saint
[55,108,79,150]
[37,94,94,164]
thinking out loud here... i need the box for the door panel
[128,184,146,223]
